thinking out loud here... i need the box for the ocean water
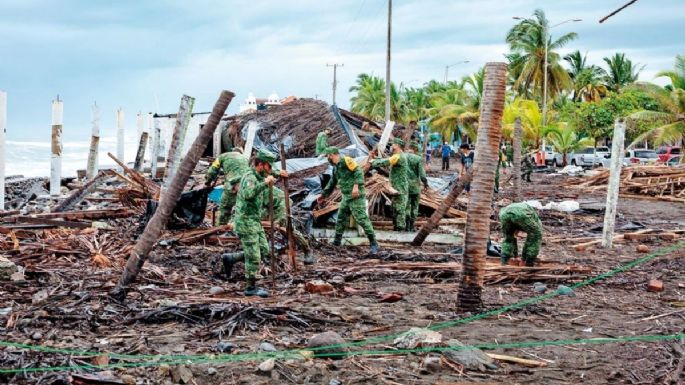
[5,117,206,178]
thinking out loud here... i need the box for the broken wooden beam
[52,171,109,212]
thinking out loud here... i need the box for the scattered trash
[308,331,347,358]
[556,285,576,296]
[258,358,276,373]
[442,339,497,371]
[394,327,443,349]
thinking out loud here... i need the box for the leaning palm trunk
[110,90,234,301]
[512,117,522,201]
[412,171,472,246]
[457,63,507,312]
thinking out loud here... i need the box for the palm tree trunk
[411,170,472,246]
[110,91,235,301]
[512,117,522,201]
[457,63,507,312]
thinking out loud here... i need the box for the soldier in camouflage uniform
[315,128,332,156]
[499,202,542,267]
[319,146,379,253]
[522,151,534,183]
[262,186,315,265]
[222,149,287,298]
[370,138,409,231]
[205,148,250,225]
[405,141,428,231]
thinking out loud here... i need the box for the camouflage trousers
[407,193,420,222]
[391,193,408,230]
[235,225,269,280]
[217,189,237,226]
[499,205,542,266]
[335,197,376,243]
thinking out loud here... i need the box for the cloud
[0,0,683,141]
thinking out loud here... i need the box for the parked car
[626,149,659,165]
[569,146,610,167]
[601,149,658,168]
[667,156,682,166]
[542,146,562,167]
[656,146,681,163]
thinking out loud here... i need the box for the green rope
[2,332,683,374]
[1,241,683,367]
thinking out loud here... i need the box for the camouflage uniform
[261,187,311,254]
[372,150,409,231]
[206,151,250,225]
[522,153,533,182]
[499,202,542,267]
[322,150,377,246]
[234,168,271,281]
[315,131,329,156]
[406,152,428,230]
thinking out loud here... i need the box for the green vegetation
[347,8,684,153]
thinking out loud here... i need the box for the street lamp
[444,60,470,83]
[512,15,581,158]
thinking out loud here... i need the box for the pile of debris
[223,98,378,158]
[574,165,685,202]
[313,173,466,220]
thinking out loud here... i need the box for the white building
[239,92,281,113]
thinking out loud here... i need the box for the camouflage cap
[409,141,420,150]
[392,137,405,147]
[322,146,340,155]
[256,148,277,164]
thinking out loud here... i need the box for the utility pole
[384,0,392,124]
[326,63,343,105]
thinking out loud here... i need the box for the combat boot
[221,252,243,280]
[407,219,416,232]
[244,278,268,298]
[332,234,342,246]
[369,241,380,254]
[303,250,316,265]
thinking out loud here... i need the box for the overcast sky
[1,0,683,141]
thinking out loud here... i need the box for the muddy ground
[1,160,684,385]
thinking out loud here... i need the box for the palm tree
[627,83,685,150]
[506,9,577,99]
[544,123,593,166]
[502,98,544,147]
[111,91,235,301]
[457,62,508,312]
[656,55,685,92]
[399,87,431,123]
[564,50,608,102]
[426,86,478,142]
[603,53,644,92]
[463,67,485,110]
[349,73,403,122]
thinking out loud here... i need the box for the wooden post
[602,119,626,248]
[213,123,222,157]
[136,112,144,144]
[86,103,100,180]
[164,95,195,186]
[110,90,234,301]
[0,91,6,210]
[116,108,125,171]
[269,184,276,289]
[457,62,507,312]
[512,116,522,201]
[133,132,149,171]
[377,121,395,156]
[243,121,258,157]
[151,117,161,178]
[50,97,64,196]
[412,171,472,246]
[280,143,297,271]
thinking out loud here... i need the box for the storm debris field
[1,99,685,385]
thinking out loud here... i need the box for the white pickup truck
[568,146,610,168]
